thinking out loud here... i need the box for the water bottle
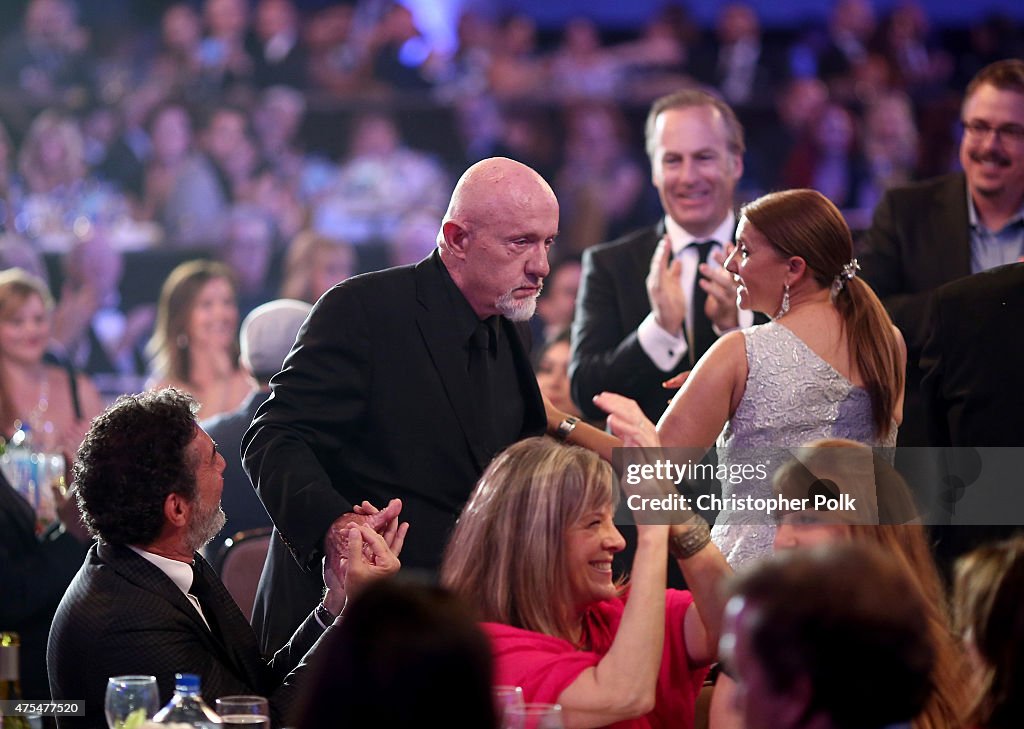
[152,674,222,728]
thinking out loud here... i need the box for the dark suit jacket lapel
[191,553,267,690]
[96,543,259,688]
[934,174,972,281]
[414,253,494,471]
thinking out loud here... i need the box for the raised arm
[657,330,747,448]
[556,522,670,728]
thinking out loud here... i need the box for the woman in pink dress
[442,436,731,729]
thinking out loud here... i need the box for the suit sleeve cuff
[638,313,688,372]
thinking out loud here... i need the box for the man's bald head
[441,157,557,241]
[438,157,558,320]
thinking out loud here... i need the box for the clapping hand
[698,244,740,332]
[647,236,686,336]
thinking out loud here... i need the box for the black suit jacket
[242,251,546,651]
[47,543,326,729]
[858,173,972,359]
[920,263,1024,447]
[571,224,683,423]
[0,473,88,700]
[858,173,972,445]
[571,223,754,423]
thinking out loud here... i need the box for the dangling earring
[775,283,790,319]
[176,333,189,349]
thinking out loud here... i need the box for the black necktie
[691,241,717,364]
[468,318,498,444]
[190,559,222,638]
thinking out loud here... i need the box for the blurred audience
[141,101,203,240]
[198,0,254,93]
[487,13,545,101]
[312,112,449,246]
[15,111,130,250]
[0,0,94,115]
[279,229,355,304]
[877,1,953,98]
[0,234,47,282]
[51,234,152,389]
[368,4,435,93]
[304,4,368,97]
[0,267,101,453]
[148,3,205,100]
[817,0,878,101]
[858,91,920,215]
[0,120,23,232]
[220,203,278,316]
[781,101,867,211]
[250,0,307,90]
[146,260,250,418]
[252,85,336,203]
[691,2,786,110]
[549,17,619,100]
[555,103,647,253]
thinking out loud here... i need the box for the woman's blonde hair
[279,230,353,303]
[741,189,904,437]
[441,437,620,642]
[147,259,238,383]
[953,536,1024,729]
[774,439,971,729]
[18,110,86,192]
[0,268,55,431]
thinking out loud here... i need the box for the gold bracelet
[668,519,712,560]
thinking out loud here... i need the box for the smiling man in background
[571,89,752,423]
[858,59,1024,447]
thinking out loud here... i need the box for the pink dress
[483,589,708,729]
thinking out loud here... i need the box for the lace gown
[712,322,897,568]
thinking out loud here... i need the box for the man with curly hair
[46,388,404,729]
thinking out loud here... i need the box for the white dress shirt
[637,212,754,371]
[129,545,211,630]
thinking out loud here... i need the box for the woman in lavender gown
[595,189,905,567]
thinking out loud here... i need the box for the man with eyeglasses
[859,59,1024,448]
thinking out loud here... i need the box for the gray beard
[496,288,540,321]
[186,502,227,553]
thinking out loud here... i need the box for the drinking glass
[493,685,525,727]
[215,695,270,729]
[104,675,159,729]
[503,702,564,729]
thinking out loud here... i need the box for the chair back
[216,527,272,622]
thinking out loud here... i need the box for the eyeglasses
[962,119,1024,144]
